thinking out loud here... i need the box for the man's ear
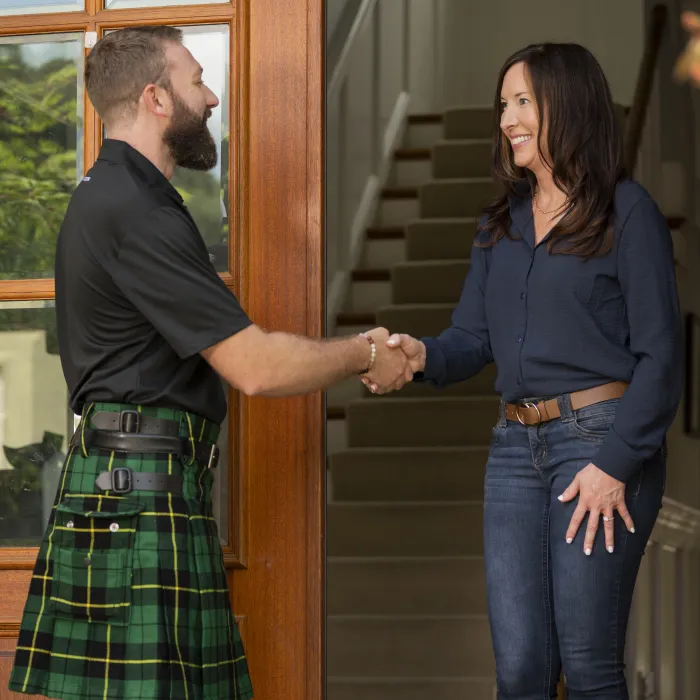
[142,83,170,118]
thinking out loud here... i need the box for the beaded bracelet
[358,332,376,375]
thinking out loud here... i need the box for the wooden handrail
[624,4,668,174]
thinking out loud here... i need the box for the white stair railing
[326,0,441,334]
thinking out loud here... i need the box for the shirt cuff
[412,337,445,384]
[592,429,644,483]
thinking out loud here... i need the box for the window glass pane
[0,0,83,16]
[106,0,226,9]
[173,25,231,274]
[0,33,84,280]
[0,301,70,547]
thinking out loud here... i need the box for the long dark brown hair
[480,43,627,257]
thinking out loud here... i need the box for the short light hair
[85,26,183,127]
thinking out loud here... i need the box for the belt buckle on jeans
[516,402,542,426]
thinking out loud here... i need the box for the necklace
[534,187,566,216]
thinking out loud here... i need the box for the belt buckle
[110,467,133,495]
[119,410,141,434]
[207,444,220,470]
[516,402,542,426]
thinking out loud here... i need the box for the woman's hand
[558,463,636,555]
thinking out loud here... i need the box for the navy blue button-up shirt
[417,180,682,483]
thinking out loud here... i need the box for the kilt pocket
[49,496,144,626]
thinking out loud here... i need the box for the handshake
[359,327,426,395]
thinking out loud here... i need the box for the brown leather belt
[504,381,628,426]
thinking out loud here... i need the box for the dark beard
[163,89,218,171]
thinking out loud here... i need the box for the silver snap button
[66,520,74,529]
[109,522,120,533]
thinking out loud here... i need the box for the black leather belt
[71,409,220,469]
[94,468,183,495]
[90,410,180,437]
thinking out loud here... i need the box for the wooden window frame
[0,0,250,571]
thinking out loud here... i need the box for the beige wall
[436,0,644,109]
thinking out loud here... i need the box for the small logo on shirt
[82,176,91,182]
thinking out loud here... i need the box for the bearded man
[9,26,409,700]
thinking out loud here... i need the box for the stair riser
[361,238,407,269]
[327,616,495,677]
[347,398,499,448]
[444,108,494,140]
[392,261,469,305]
[328,418,348,455]
[326,367,497,408]
[327,503,484,557]
[327,558,487,615]
[405,122,444,149]
[379,198,419,227]
[433,141,492,179]
[328,680,495,700]
[390,160,433,187]
[347,280,392,313]
[376,305,455,341]
[406,220,477,261]
[421,180,499,218]
[330,453,487,502]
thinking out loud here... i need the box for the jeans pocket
[571,398,620,441]
[49,495,143,626]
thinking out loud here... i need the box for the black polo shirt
[55,139,252,423]
[416,179,682,483]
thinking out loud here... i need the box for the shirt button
[520,292,525,300]
[66,520,74,529]
[517,378,522,385]
[517,336,522,343]
[110,522,120,533]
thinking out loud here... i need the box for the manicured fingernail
[566,538,573,544]
[630,527,636,533]
[557,495,564,501]
[608,546,614,554]
[585,548,592,556]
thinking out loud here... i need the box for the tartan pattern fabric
[9,402,254,700]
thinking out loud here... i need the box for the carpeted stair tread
[376,303,456,338]
[433,139,492,179]
[330,446,488,501]
[327,501,485,557]
[420,178,499,218]
[327,615,495,677]
[327,677,495,700]
[406,218,479,260]
[443,107,493,140]
[327,556,487,615]
[346,396,499,448]
[392,259,470,304]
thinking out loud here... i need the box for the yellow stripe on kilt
[15,647,244,669]
[49,597,130,609]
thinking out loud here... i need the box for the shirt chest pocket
[49,497,144,626]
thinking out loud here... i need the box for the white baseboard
[326,91,412,333]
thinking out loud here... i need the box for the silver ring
[603,515,614,522]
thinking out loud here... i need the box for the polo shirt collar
[98,139,184,205]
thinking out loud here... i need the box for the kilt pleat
[8,402,254,700]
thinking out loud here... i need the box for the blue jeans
[484,394,665,700]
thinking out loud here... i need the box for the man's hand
[675,11,700,85]
[558,463,636,556]
[362,327,412,393]
[361,332,426,394]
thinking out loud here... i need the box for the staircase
[326,107,501,700]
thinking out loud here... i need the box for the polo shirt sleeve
[110,205,252,359]
[414,227,494,386]
[592,196,682,482]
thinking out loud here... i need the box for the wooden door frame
[230,2,325,699]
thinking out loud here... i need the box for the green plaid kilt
[8,402,254,700]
